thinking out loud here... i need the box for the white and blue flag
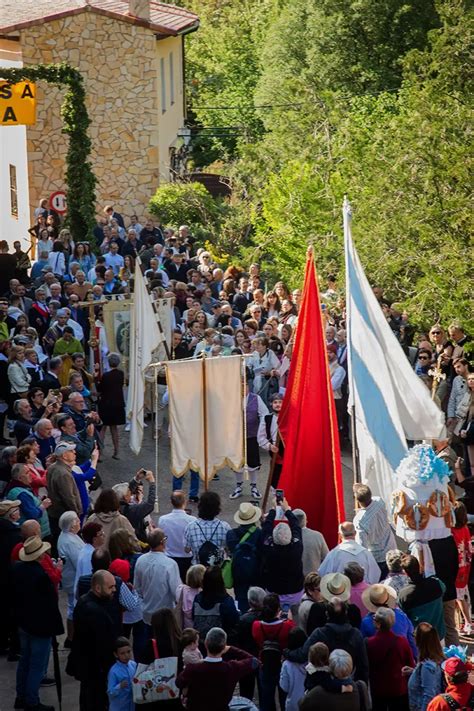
[343,198,445,502]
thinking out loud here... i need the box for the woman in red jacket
[366,606,414,711]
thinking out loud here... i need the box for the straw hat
[19,536,51,562]
[361,584,397,613]
[0,500,20,516]
[320,573,351,602]
[234,502,261,526]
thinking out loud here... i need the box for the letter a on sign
[0,82,36,125]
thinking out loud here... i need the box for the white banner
[166,356,244,481]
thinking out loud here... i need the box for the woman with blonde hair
[175,564,206,629]
[8,346,31,400]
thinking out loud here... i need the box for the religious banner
[166,355,244,485]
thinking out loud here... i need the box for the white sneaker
[229,485,243,500]
[125,424,131,432]
[251,485,262,500]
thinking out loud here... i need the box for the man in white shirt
[293,509,329,575]
[318,521,381,584]
[133,528,181,626]
[158,491,196,582]
[352,484,396,579]
[104,242,124,275]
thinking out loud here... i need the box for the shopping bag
[132,639,178,704]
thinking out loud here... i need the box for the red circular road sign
[49,191,67,214]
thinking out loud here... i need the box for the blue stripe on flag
[351,347,407,470]
[346,245,377,340]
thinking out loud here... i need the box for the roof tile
[0,0,199,36]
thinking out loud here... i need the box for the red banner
[278,248,345,549]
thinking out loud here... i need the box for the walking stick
[51,636,62,711]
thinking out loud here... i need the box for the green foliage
[0,62,96,242]
[149,181,218,227]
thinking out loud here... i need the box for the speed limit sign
[49,191,67,214]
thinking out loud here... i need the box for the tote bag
[132,639,179,705]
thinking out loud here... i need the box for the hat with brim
[55,442,76,456]
[234,502,261,526]
[0,499,21,516]
[362,584,397,613]
[320,573,351,602]
[19,535,51,562]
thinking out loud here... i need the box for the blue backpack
[232,526,259,587]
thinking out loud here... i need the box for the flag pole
[201,354,209,491]
[343,196,361,494]
[153,364,159,513]
[241,356,249,482]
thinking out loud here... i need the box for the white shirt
[74,542,94,598]
[158,508,196,559]
[353,497,396,563]
[133,550,181,624]
[318,539,381,584]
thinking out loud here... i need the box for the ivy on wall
[1,62,96,241]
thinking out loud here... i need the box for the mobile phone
[276,489,284,504]
[138,468,147,477]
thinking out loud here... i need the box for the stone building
[0,0,199,227]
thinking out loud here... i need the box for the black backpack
[232,526,259,587]
[260,622,283,673]
[197,522,222,567]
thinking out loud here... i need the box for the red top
[452,525,472,589]
[427,682,474,710]
[27,465,48,496]
[251,619,295,656]
[366,630,414,697]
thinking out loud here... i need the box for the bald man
[73,570,117,711]
[318,522,381,584]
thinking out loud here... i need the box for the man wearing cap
[427,657,474,710]
[43,309,69,355]
[226,502,263,613]
[158,490,196,582]
[47,442,83,547]
[360,583,417,659]
[57,412,95,465]
[318,521,381,584]
[11,535,64,711]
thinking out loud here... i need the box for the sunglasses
[431,331,441,335]
[419,356,430,361]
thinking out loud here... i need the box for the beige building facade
[0,1,198,228]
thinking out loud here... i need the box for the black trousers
[79,675,108,711]
[170,556,192,583]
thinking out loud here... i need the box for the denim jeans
[172,469,199,498]
[16,629,51,705]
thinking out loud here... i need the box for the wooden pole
[202,354,209,491]
[261,431,281,514]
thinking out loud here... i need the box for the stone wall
[6,10,182,230]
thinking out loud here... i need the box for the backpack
[193,599,222,637]
[260,622,283,673]
[232,526,259,587]
[197,522,222,567]
[440,691,474,710]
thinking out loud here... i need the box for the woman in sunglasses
[429,325,454,405]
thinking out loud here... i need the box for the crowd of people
[0,204,473,711]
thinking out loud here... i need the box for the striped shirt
[353,498,396,563]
